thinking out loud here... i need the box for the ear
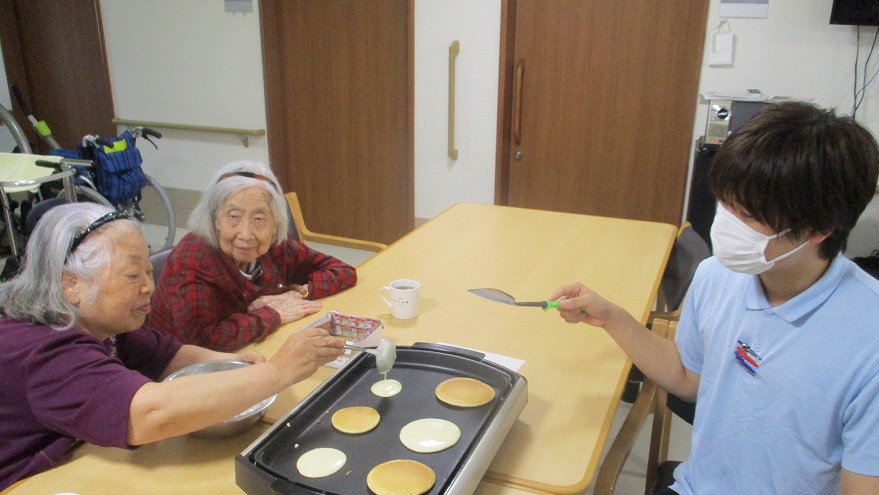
[807,229,833,245]
[61,271,81,305]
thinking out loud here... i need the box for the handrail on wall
[448,40,460,160]
[112,118,265,148]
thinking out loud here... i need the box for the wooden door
[260,0,414,245]
[497,1,708,224]
[0,0,115,153]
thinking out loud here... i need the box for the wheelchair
[0,152,80,279]
[0,102,80,279]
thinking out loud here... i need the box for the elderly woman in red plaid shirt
[149,161,357,352]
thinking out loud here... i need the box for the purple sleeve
[26,331,163,449]
[116,325,183,380]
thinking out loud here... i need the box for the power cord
[852,25,879,119]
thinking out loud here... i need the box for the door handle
[512,60,524,145]
[448,40,460,160]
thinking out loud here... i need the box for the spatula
[468,288,560,311]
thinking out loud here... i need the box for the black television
[830,0,879,26]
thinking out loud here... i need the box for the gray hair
[0,202,140,330]
[187,161,288,248]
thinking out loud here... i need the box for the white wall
[99,0,269,190]
[694,0,878,138]
[70,0,879,254]
[414,0,501,219]
[692,0,879,257]
[99,0,502,220]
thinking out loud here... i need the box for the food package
[304,310,383,368]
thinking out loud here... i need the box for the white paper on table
[438,342,525,372]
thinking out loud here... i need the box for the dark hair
[709,102,879,259]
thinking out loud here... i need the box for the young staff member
[551,102,879,495]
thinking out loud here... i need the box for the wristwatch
[297,284,310,299]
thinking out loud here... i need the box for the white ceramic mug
[379,279,420,319]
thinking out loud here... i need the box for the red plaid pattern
[149,233,356,352]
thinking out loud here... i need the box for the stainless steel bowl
[163,359,277,438]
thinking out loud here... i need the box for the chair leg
[593,380,657,495]
[645,383,672,495]
[644,319,678,495]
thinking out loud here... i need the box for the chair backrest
[283,191,387,253]
[149,248,172,286]
[659,223,711,312]
[285,198,301,242]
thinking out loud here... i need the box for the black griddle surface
[248,345,518,494]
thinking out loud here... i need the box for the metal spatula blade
[468,288,560,310]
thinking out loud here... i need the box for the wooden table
[1,424,539,495]
[3,203,675,495]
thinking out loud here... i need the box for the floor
[315,242,694,495]
[583,400,692,495]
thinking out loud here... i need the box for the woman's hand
[248,290,323,324]
[548,282,615,328]
[268,327,344,384]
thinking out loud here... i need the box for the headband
[217,171,280,192]
[67,211,132,257]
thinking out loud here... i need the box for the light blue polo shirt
[673,254,879,495]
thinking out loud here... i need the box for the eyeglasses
[67,211,132,257]
[217,171,279,192]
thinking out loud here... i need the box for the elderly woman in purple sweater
[0,203,343,489]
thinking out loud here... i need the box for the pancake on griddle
[371,378,402,397]
[367,459,436,495]
[400,418,460,453]
[435,377,495,407]
[331,406,380,434]
[296,447,346,478]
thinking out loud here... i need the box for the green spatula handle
[543,300,560,311]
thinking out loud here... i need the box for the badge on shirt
[733,340,761,376]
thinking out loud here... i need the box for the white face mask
[710,204,809,275]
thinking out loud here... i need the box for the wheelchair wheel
[122,174,176,254]
[58,176,176,254]
[58,184,113,207]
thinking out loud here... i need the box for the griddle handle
[413,341,486,361]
